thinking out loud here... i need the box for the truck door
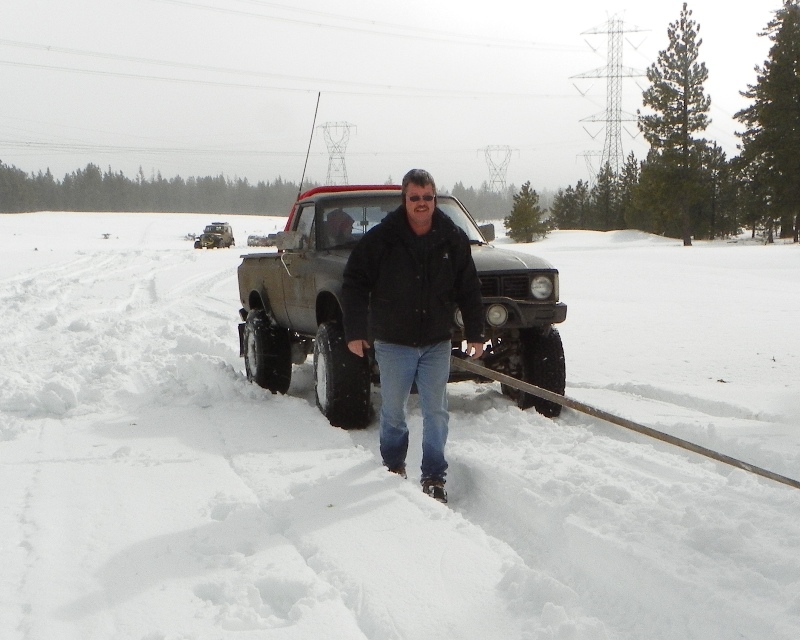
[280,204,318,332]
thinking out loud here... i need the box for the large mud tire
[243,309,292,394]
[314,321,371,429]
[517,327,566,418]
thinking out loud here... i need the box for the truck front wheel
[244,309,292,394]
[516,327,566,418]
[314,321,371,429]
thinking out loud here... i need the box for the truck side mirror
[276,231,304,251]
[479,224,495,242]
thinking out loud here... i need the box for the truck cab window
[293,205,316,250]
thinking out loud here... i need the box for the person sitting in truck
[325,208,355,247]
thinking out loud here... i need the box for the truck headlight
[530,276,553,300]
[486,304,508,327]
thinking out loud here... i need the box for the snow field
[1,211,799,639]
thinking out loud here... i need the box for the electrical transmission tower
[319,122,356,185]
[572,16,645,178]
[482,145,515,193]
[578,151,604,188]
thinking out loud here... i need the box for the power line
[0,58,316,93]
[3,137,549,162]
[0,42,578,100]
[0,138,314,157]
[153,0,583,52]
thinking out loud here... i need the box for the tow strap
[451,356,800,491]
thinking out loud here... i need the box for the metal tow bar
[451,356,800,491]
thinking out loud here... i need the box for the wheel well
[248,290,279,319]
[248,291,265,311]
[316,292,342,325]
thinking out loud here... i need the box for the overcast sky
[1,0,777,193]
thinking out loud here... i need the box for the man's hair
[401,169,436,198]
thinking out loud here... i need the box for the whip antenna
[297,92,321,201]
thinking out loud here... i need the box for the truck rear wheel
[517,327,566,417]
[314,321,371,429]
[244,309,292,394]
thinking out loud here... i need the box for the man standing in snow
[342,169,485,503]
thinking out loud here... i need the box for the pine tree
[638,2,711,245]
[698,142,738,239]
[550,180,591,230]
[503,181,548,242]
[589,162,623,231]
[550,186,576,230]
[0,161,34,212]
[34,168,60,211]
[735,0,800,242]
[618,152,640,230]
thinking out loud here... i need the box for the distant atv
[194,222,235,249]
[236,185,567,429]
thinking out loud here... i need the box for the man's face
[404,182,436,228]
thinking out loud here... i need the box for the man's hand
[347,339,370,357]
[466,342,484,359]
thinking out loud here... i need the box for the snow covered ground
[1,211,799,640]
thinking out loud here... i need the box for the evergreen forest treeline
[0,160,522,220]
[0,162,314,216]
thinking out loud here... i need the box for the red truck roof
[284,184,402,231]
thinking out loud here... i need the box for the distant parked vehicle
[247,233,279,247]
[194,222,235,249]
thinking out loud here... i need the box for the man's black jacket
[342,206,485,347]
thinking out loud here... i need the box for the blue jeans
[373,340,451,482]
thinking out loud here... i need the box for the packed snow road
[1,212,799,640]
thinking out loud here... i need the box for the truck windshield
[317,195,485,249]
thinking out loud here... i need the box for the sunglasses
[407,195,435,202]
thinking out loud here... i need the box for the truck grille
[480,275,530,299]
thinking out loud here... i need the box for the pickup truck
[237,185,567,429]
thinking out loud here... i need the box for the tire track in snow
[203,390,550,640]
[568,379,779,422]
[559,382,800,484]
[0,248,241,424]
[183,405,375,638]
[443,386,800,640]
[3,462,41,640]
